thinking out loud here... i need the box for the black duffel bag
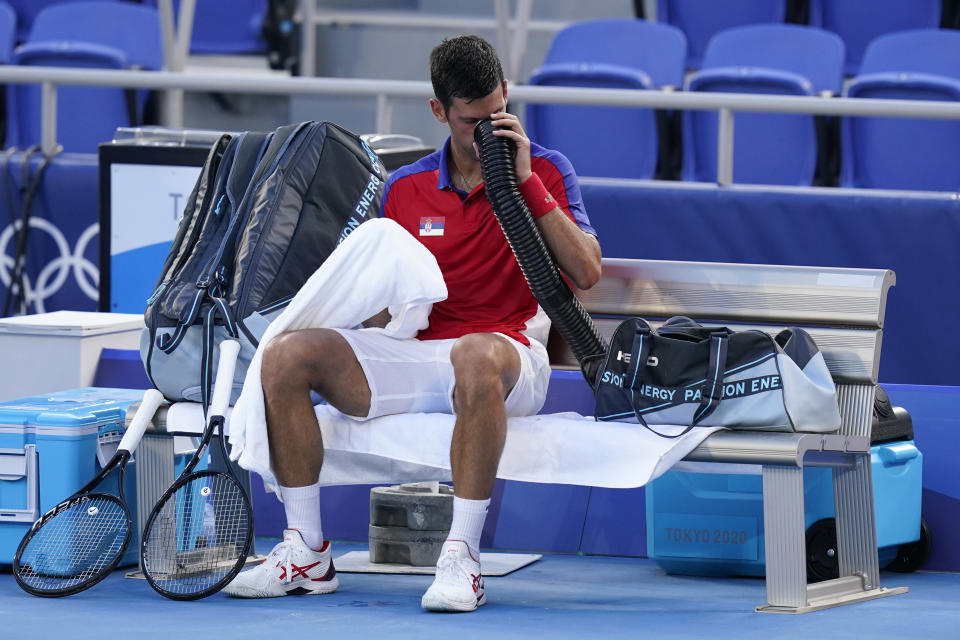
[593,316,842,436]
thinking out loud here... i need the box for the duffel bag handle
[621,326,728,436]
[655,315,707,341]
[650,319,731,425]
[692,330,729,425]
[657,316,734,342]
[621,324,696,439]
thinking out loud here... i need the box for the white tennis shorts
[331,327,551,420]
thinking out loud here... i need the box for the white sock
[447,496,490,558]
[280,482,324,550]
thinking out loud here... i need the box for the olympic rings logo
[0,219,99,314]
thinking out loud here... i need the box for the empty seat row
[526,19,960,191]
[650,0,951,74]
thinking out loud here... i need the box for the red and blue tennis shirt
[380,138,596,347]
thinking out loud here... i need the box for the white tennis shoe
[223,529,339,598]
[421,540,486,612]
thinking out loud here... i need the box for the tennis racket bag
[593,316,842,435]
[141,120,385,406]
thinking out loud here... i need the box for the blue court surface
[1,539,957,640]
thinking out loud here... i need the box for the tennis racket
[13,388,165,597]
[140,339,254,600]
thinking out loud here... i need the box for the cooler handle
[876,442,919,466]
[0,445,39,523]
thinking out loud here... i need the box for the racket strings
[142,473,251,596]
[16,496,128,592]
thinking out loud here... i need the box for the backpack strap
[199,298,239,414]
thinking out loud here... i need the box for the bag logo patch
[615,351,658,366]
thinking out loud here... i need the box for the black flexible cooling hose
[474,119,607,385]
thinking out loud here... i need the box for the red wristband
[517,173,556,219]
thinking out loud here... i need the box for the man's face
[432,82,507,160]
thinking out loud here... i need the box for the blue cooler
[0,387,148,568]
[646,394,923,578]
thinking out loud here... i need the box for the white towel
[228,218,448,487]
[173,402,719,491]
[224,216,720,495]
[308,408,720,489]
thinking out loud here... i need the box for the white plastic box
[0,311,143,402]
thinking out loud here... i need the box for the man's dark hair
[429,35,504,113]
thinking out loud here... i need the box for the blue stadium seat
[0,2,15,62]
[526,19,686,179]
[10,42,128,151]
[656,0,786,69]
[4,0,82,44]
[27,1,161,70]
[809,0,941,75]
[857,28,960,78]
[0,1,15,148]
[537,18,687,88]
[143,0,267,54]
[683,24,845,185]
[842,29,960,191]
[7,1,161,152]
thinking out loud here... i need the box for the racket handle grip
[118,389,165,454]
[210,339,241,418]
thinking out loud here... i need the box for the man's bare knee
[261,329,342,394]
[450,334,520,407]
[262,328,372,418]
[262,332,307,391]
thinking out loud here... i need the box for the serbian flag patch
[419,216,445,236]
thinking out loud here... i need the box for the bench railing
[575,258,895,330]
[551,258,894,384]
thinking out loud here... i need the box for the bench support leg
[756,460,909,614]
[835,454,880,587]
[759,464,807,610]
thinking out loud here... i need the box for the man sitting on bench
[224,34,602,612]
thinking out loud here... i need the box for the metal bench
[129,255,906,612]
[547,257,905,613]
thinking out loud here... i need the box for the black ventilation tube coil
[473,119,607,385]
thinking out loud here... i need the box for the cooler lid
[0,387,145,431]
[0,311,143,337]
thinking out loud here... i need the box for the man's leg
[224,328,369,598]
[262,328,373,545]
[262,328,372,487]
[422,333,521,612]
[449,332,520,496]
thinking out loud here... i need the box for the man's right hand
[362,308,391,328]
